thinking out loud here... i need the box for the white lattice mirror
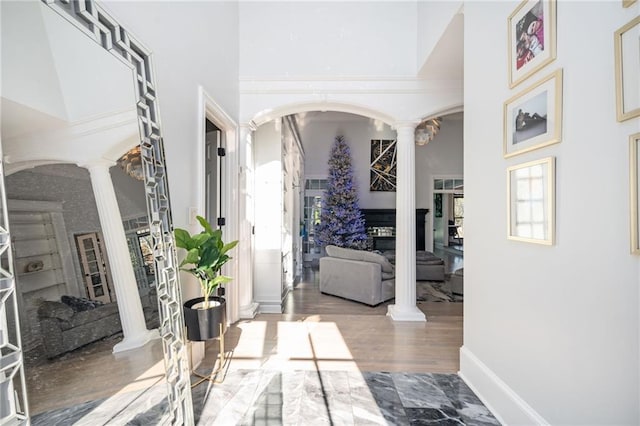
[0,1,193,423]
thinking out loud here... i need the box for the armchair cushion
[326,245,394,274]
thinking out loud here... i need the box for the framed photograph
[370,139,397,191]
[615,16,640,122]
[508,0,556,88]
[622,0,637,8]
[507,157,555,245]
[629,133,640,254]
[504,69,563,158]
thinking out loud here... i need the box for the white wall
[463,2,639,424]
[102,1,239,230]
[253,121,284,312]
[300,113,396,209]
[416,0,462,72]
[300,112,462,211]
[415,114,464,208]
[239,1,417,78]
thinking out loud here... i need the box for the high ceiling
[0,1,138,171]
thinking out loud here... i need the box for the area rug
[416,278,463,303]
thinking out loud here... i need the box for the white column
[238,123,259,318]
[85,160,159,352]
[387,122,426,322]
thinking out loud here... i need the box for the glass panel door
[76,233,113,303]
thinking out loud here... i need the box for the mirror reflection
[1,1,168,419]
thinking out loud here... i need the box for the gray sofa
[319,245,395,306]
[382,250,445,281]
[38,290,159,358]
[38,300,122,358]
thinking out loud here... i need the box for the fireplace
[361,209,429,251]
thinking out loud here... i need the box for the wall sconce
[415,117,442,146]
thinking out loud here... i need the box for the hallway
[28,267,495,425]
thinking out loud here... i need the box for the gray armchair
[319,245,395,306]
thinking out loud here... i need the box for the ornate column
[85,159,159,352]
[387,122,426,322]
[238,123,259,318]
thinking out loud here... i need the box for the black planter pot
[183,296,227,341]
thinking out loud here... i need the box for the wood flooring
[24,264,463,415]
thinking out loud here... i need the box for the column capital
[81,158,117,171]
[392,120,421,131]
[240,121,258,132]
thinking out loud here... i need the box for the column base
[113,328,160,353]
[239,302,259,319]
[387,304,427,322]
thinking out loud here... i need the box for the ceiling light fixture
[415,117,442,146]
[117,146,144,181]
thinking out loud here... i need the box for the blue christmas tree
[316,136,368,249]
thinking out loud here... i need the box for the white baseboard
[459,346,549,426]
[257,301,282,314]
[239,302,259,319]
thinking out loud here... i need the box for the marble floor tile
[393,373,452,409]
[31,369,499,425]
[362,372,410,425]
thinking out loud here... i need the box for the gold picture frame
[508,0,557,88]
[615,16,640,122]
[504,69,563,158]
[629,133,640,254]
[507,157,555,245]
[622,0,637,8]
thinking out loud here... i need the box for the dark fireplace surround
[361,209,428,251]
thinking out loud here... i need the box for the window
[453,195,464,238]
[303,179,327,255]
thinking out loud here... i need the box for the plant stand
[190,323,229,387]
[183,296,229,386]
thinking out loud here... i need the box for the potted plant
[175,215,238,341]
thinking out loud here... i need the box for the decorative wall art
[614,16,640,122]
[507,157,555,245]
[508,0,556,88]
[504,69,563,158]
[370,139,397,191]
[434,193,443,218]
[629,133,640,254]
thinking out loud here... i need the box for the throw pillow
[61,295,105,312]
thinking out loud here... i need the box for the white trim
[459,346,550,426]
[197,87,240,324]
[386,305,426,322]
[197,87,238,221]
[240,75,432,82]
[257,302,283,314]
[251,101,395,127]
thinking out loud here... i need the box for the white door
[76,233,113,303]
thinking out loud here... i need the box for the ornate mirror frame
[0,0,194,423]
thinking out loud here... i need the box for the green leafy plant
[174,216,238,308]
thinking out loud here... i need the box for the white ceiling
[0,1,138,169]
[418,13,464,80]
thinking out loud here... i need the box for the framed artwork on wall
[629,133,640,254]
[614,16,640,122]
[507,157,555,245]
[434,193,443,218]
[508,0,557,88]
[370,139,397,191]
[504,69,563,158]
